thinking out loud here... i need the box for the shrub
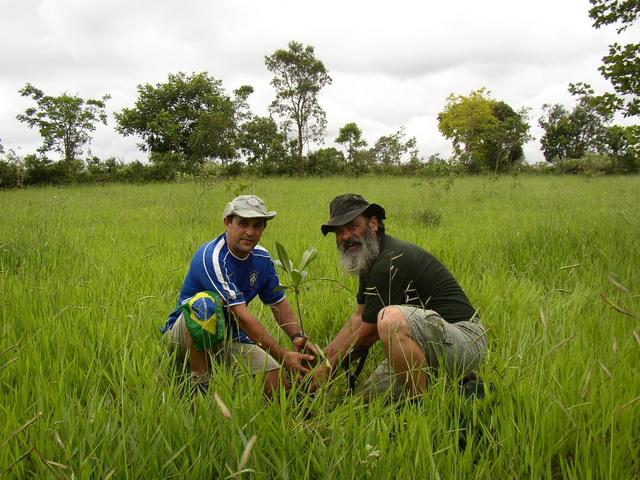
[414,208,442,227]
[554,154,613,175]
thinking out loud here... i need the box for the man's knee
[263,368,288,397]
[377,306,408,338]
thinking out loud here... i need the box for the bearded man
[319,193,487,399]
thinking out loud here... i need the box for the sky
[0,0,637,164]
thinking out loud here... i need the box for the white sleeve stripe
[266,296,286,306]
[222,251,243,295]
[201,240,219,291]
[203,239,235,298]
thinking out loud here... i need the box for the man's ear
[223,216,231,229]
[369,216,380,233]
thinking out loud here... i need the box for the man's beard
[339,228,380,275]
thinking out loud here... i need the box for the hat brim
[321,203,385,235]
[231,209,277,220]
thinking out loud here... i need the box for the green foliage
[538,86,638,171]
[237,116,288,175]
[599,42,640,116]
[22,154,69,185]
[414,208,442,227]
[265,41,332,169]
[370,126,419,166]
[148,152,195,178]
[604,124,640,172]
[0,149,25,188]
[590,0,640,31]
[438,88,531,172]
[335,122,367,163]
[16,83,110,166]
[305,147,347,176]
[483,101,532,172]
[588,0,640,117]
[552,153,614,174]
[273,242,319,333]
[346,149,374,175]
[438,88,497,161]
[115,72,247,167]
[0,161,22,189]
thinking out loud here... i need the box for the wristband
[290,331,307,341]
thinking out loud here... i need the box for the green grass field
[1,175,639,479]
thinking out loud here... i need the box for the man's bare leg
[263,369,289,398]
[377,306,428,398]
[187,333,210,392]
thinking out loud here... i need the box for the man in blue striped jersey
[162,194,319,397]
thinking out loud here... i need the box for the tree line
[1,1,637,187]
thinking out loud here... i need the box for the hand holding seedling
[292,335,321,359]
[282,350,315,374]
[274,242,334,390]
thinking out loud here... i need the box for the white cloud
[0,0,635,164]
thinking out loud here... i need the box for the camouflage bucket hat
[321,193,386,236]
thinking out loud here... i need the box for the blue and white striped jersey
[162,233,285,343]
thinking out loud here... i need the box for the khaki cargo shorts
[163,313,280,376]
[363,305,487,398]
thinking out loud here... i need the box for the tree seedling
[273,242,331,369]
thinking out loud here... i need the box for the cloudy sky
[0,0,636,164]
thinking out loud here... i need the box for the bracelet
[290,331,307,341]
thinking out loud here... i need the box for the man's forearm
[325,314,378,370]
[270,300,303,339]
[325,313,362,363]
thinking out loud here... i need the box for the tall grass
[1,176,639,478]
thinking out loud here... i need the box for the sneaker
[460,378,485,400]
[460,372,492,400]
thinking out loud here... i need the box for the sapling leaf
[300,248,318,271]
[275,242,291,274]
[273,243,323,341]
[291,270,303,286]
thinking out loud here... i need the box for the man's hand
[292,336,322,358]
[283,351,315,374]
[291,335,308,353]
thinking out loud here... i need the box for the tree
[115,72,250,168]
[305,147,346,175]
[438,89,497,169]
[0,148,25,188]
[237,116,287,174]
[371,127,419,166]
[482,102,532,172]
[539,86,613,162]
[16,84,110,171]
[588,0,640,117]
[538,104,573,161]
[438,88,530,171]
[265,41,332,171]
[335,122,367,162]
[604,124,639,172]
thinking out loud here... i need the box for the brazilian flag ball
[180,291,226,351]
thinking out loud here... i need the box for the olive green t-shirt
[356,234,476,324]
